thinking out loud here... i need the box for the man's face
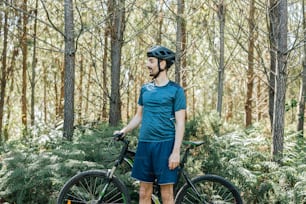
[146,57,159,77]
[146,57,165,77]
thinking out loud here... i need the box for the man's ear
[160,60,167,69]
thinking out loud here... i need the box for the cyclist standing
[115,45,186,204]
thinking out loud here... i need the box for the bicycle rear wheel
[57,170,131,204]
[175,174,243,204]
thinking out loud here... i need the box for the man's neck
[154,74,169,86]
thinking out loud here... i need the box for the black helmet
[147,45,175,68]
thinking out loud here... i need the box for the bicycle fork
[97,167,116,203]
[182,171,207,203]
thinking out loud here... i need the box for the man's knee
[160,184,174,203]
[139,183,153,201]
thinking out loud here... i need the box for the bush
[0,120,305,203]
[0,123,133,203]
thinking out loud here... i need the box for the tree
[0,1,9,143]
[268,0,278,129]
[109,0,126,126]
[216,1,225,118]
[63,0,76,140]
[21,0,28,136]
[271,0,288,162]
[175,0,185,84]
[30,0,38,127]
[297,0,306,136]
[245,0,256,127]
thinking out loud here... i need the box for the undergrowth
[0,116,305,203]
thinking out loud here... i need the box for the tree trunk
[63,0,76,140]
[0,3,8,143]
[109,0,125,126]
[268,0,278,130]
[297,0,306,137]
[175,0,184,84]
[181,1,187,91]
[245,0,255,127]
[102,1,111,121]
[216,1,225,118]
[21,0,28,137]
[157,0,163,44]
[272,0,288,162]
[30,0,38,127]
[77,55,84,124]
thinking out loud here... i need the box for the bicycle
[57,133,243,203]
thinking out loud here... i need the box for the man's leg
[139,182,153,204]
[160,184,174,204]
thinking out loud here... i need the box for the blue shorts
[131,140,178,185]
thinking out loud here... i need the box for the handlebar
[113,132,125,141]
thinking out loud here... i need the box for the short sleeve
[138,86,144,106]
[174,87,186,112]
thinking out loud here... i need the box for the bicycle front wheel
[175,174,243,204]
[57,170,131,204]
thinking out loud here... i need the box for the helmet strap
[153,58,165,79]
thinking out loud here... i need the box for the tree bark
[30,0,38,127]
[63,0,76,140]
[102,0,111,121]
[21,0,28,136]
[77,55,84,124]
[109,0,125,126]
[245,0,255,127]
[0,2,9,143]
[157,0,163,44]
[268,0,278,130]
[272,0,288,162]
[216,1,225,118]
[175,0,184,84]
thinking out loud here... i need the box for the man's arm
[119,105,143,135]
[168,109,185,170]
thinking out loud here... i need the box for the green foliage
[0,120,305,203]
[186,119,306,204]
[0,122,137,204]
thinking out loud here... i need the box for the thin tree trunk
[157,0,163,44]
[0,3,8,143]
[216,1,225,118]
[181,0,187,90]
[102,2,111,121]
[175,0,184,84]
[268,0,278,130]
[30,0,38,127]
[109,0,125,126]
[21,0,28,137]
[272,0,288,162]
[77,55,84,124]
[44,62,47,123]
[59,60,65,119]
[245,0,255,127]
[297,0,306,136]
[63,0,76,140]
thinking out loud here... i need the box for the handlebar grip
[113,132,124,141]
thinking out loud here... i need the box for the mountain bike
[57,133,243,204]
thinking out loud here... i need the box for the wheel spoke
[57,171,130,204]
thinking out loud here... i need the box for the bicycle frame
[58,135,242,204]
[112,137,206,203]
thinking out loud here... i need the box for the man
[115,45,186,204]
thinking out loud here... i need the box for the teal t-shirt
[138,81,186,142]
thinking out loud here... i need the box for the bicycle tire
[175,174,243,204]
[57,170,131,204]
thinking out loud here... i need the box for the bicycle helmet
[147,45,176,68]
[147,45,175,78]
